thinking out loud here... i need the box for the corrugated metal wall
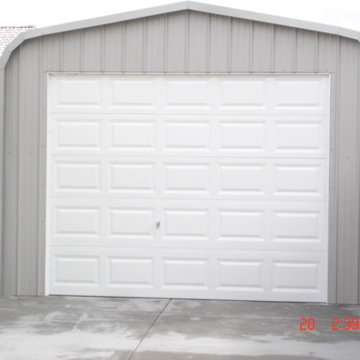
[1,10,360,303]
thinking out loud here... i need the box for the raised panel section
[274,123,322,152]
[110,208,154,237]
[217,260,264,289]
[273,211,321,242]
[217,164,266,195]
[55,79,101,107]
[163,163,210,194]
[219,80,266,109]
[164,120,210,151]
[162,258,209,288]
[272,261,320,291]
[110,163,155,193]
[55,162,100,191]
[108,258,153,287]
[54,257,99,284]
[55,208,99,236]
[163,209,209,240]
[111,120,155,150]
[111,80,156,108]
[55,120,101,149]
[218,211,265,241]
[219,122,266,152]
[274,78,327,112]
[165,81,211,109]
[273,164,323,197]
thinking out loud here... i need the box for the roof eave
[1,0,360,70]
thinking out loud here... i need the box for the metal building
[0,2,359,304]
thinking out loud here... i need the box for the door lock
[156,220,160,228]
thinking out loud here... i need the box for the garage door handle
[156,221,160,228]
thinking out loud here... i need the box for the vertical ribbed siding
[145,15,166,72]
[2,49,19,295]
[252,22,274,72]
[104,23,124,71]
[82,27,103,71]
[209,14,231,72]
[62,30,81,71]
[2,10,360,304]
[274,26,296,72]
[230,19,252,72]
[318,33,340,303]
[166,12,186,72]
[17,39,41,295]
[295,29,318,72]
[124,19,144,72]
[188,11,209,72]
[336,39,360,303]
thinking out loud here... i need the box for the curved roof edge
[1,0,360,70]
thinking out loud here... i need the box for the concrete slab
[0,322,138,360]
[134,313,360,359]
[166,299,356,320]
[0,296,167,324]
[0,296,359,360]
[0,296,167,360]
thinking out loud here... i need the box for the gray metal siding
[2,10,360,303]
[1,48,19,295]
[17,39,41,294]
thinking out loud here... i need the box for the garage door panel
[110,162,156,194]
[161,257,211,290]
[164,119,211,151]
[164,80,212,109]
[269,251,327,302]
[216,258,265,291]
[52,255,100,286]
[218,121,267,152]
[217,162,267,196]
[216,158,326,201]
[49,199,326,252]
[54,207,101,238]
[217,210,266,243]
[110,80,157,109]
[52,78,103,110]
[272,162,325,198]
[215,201,326,252]
[161,162,211,195]
[109,207,156,238]
[48,247,326,301]
[47,74,329,301]
[273,122,324,154]
[53,161,101,193]
[110,120,156,150]
[273,78,328,112]
[54,118,102,150]
[107,257,154,289]
[219,80,267,110]
[161,208,210,241]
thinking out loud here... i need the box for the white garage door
[47,74,329,302]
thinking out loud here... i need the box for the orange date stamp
[299,317,360,331]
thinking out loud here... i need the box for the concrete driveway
[0,296,359,359]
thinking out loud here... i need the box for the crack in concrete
[126,298,171,360]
